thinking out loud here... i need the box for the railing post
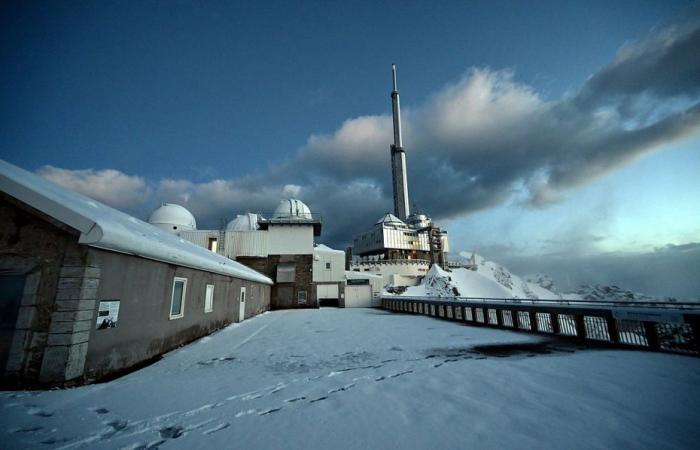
[643,322,660,350]
[496,309,503,327]
[687,315,700,353]
[529,311,537,332]
[551,312,560,334]
[460,306,466,322]
[512,310,520,329]
[606,314,619,343]
[575,314,586,338]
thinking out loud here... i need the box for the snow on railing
[381,295,700,357]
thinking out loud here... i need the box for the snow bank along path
[1,309,699,450]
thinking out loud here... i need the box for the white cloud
[37,166,150,209]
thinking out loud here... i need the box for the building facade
[0,160,272,387]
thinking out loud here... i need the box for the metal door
[345,285,372,308]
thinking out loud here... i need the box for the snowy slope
[1,309,698,450]
[400,254,562,299]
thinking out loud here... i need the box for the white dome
[226,213,262,231]
[273,198,312,220]
[148,203,197,233]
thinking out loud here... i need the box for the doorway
[0,274,26,372]
[238,287,246,322]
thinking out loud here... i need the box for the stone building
[0,160,272,387]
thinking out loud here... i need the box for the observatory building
[351,65,449,286]
[149,199,381,309]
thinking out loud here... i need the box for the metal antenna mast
[390,64,410,219]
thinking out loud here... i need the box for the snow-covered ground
[2,309,699,450]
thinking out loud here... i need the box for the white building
[149,199,358,309]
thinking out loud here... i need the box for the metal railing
[381,295,700,356]
[352,259,431,266]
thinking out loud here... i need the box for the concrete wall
[84,248,270,382]
[267,225,313,255]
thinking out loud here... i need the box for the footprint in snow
[40,436,71,445]
[328,383,356,394]
[203,423,230,435]
[242,393,264,401]
[270,385,286,394]
[11,426,42,433]
[389,370,413,378]
[101,419,129,439]
[27,407,53,417]
[159,425,184,439]
[285,396,306,403]
[259,407,282,416]
[92,407,109,415]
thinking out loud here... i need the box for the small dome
[148,203,197,233]
[226,213,263,231]
[273,198,312,220]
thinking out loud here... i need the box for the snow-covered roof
[345,270,383,280]
[148,203,197,232]
[314,244,345,255]
[375,213,405,226]
[0,160,272,285]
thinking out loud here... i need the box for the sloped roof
[0,160,272,285]
[375,213,405,226]
[314,244,345,255]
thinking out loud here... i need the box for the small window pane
[170,279,186,318]
[205,284,214,313]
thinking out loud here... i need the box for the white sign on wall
[96,300,120,329]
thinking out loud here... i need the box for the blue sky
[1,0,699,297]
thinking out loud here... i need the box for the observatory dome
[273,199,312,220]
[148,203,197,232]
[226,213,263,231]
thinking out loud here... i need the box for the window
[298,290,307,304]
[204,284,214,313]
[170,277,187,319]
[276,263,296,283]
[325,262,331,270]
[208,238,218,253]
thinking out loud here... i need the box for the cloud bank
[39,18,700,250]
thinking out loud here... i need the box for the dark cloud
[38,17,700,251]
